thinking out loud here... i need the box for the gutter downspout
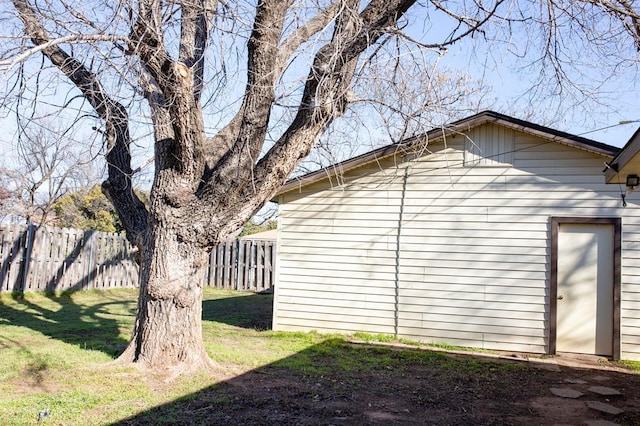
[394,166,409,337]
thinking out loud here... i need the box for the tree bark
[118,221,213,374]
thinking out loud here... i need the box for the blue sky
[2,0,639,174]
[406,2,640,148]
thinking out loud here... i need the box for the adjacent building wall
[274,123,640,360]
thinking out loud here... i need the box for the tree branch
[179,0,218,101]
[188,0,418,246]
[275,1,343,75]
[132,0,207,202]
[202,1,292,178]
[12,0,148,247]
[0,34,130,71]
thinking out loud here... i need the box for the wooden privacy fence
[0,224,276,294]
[206,239,277,293]
[0,224,138,293]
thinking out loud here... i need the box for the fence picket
[9,225,26,292]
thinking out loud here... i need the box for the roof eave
[604,126,640,184]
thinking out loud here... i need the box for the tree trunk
[117,221,214,374]
[12,0,424,377]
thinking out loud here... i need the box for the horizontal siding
[397,325,546,353]
[275,123,640,360]
[403,243,548,256]
[402,269,547,281]
[399,319,543,339]
[401,273,546,288]
[279,253,397,267]
[279,239,394,252]
[399,288,546,303]
[279,266,395,281]
[397,304,546,321]
[400,311,545,328]
[275,316,396,335]
[401,195,621,208]
[277,299,393,318]
[398,296,547,314]
[397,249,546,265]
[278,244,396,258]
[395,131,637,356]
[275,157,402,336]
[402,260,544,274]
[279,288,395,302]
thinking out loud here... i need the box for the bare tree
[0,168,16,222]
[0,119,99,224]
[1,0,639,375]
[297,62,490,174]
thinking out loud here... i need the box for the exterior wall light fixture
[627,174,640,188]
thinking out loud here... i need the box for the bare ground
[117,344,640,426]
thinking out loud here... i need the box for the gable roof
[604,127,640,184]
[276,110,620,198]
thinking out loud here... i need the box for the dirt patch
[117,344,640,425]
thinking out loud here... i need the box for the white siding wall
[275,159,405,335]
[274,123,640,360]
[622,222,640,359]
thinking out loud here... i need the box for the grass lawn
[0,288,371,424]
[1,288,639,425]
[1,288,281,424]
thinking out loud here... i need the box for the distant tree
[54,185,150,232]
[240,219,277,237]
[1,120,99,224]
[53,185,121,232]
[0,169,16,221]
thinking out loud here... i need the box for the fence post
[20,223,39,292]
[235,240,242,291]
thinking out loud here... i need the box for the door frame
[550,217,621,360]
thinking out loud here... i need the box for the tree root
[113,342,217,382]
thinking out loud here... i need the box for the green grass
[2,288,323,424]
[0,288,540,424]
[615,359,640,372]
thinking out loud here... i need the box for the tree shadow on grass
[1,225,140,358]
[0,334,51,390]
[202,293,273,330]
[0,291,135,358]
[0,291,271,360]
[113,339,640,426]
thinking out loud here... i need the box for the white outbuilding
[272,111,640,360]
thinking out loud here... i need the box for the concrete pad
[531,360,562,372]
[550,387,584,398]
[564,378,588,384]
[585,401,623,415]
[588,386,622,396]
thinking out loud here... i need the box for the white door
[557,223,614,356]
